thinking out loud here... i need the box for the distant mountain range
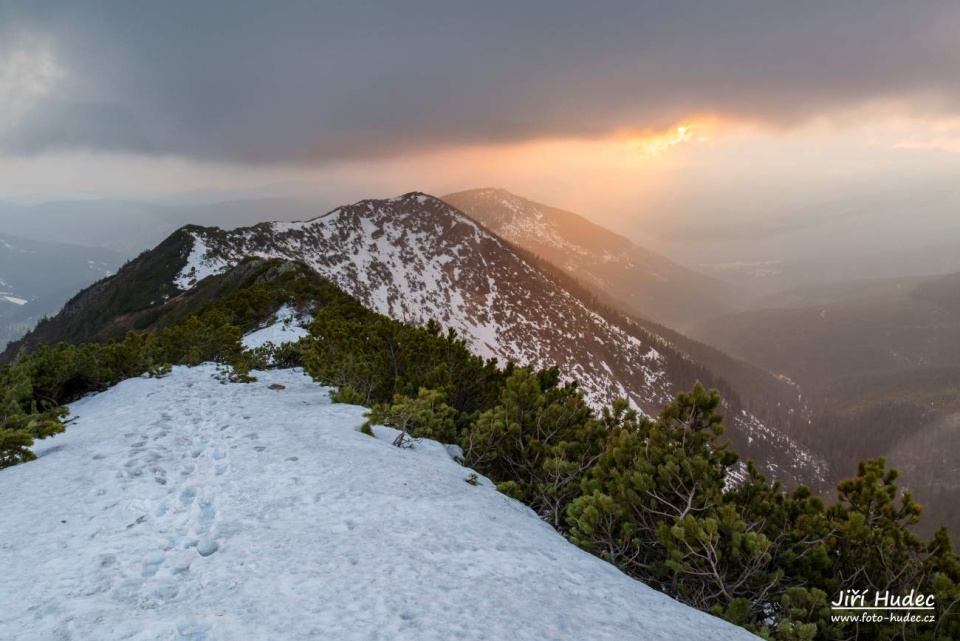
[3,192,827,490]
[655,185,960,295]
[0,197,324,255]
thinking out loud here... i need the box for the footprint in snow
[153,584,179,601]
[197,500,216,532]
[179,487,197,506]
[196,537,219,557]
[176,620,210,640]
[170,559,191,575]
[141,551,165,577]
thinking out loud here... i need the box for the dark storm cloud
[2,0,959,163]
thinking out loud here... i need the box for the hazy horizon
[3,1,960,269]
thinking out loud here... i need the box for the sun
[621,119,723,157]
[628,125,693,155]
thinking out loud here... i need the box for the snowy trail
[1,365,758,641]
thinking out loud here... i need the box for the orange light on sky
[620,117,723,156]
[628,125,692,155]
[2,109,959,244]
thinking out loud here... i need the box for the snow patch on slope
[174,235,229,290]
[456,188,629,265]
[1,365,758,641]
[241,304,311,351]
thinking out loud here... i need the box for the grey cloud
[1,0,959,163]
[2,99,155,155]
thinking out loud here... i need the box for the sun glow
[635,125,691,154]
[623,120,720,156]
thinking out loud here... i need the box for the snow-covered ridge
[0,364,758,641]
[445,187,633,265]
[169,191,825,486]
[172,192,671,410]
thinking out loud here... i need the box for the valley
[690,272,960,537]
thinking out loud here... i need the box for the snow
[240,304,311,351]
[173,235,229,290]
[1,364,758,641]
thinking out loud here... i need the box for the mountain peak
[443,188,746,329]
[300,192,477,229]
[455,186,522,200]
[444,187,540,218]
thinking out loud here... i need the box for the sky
[2,1,960,241]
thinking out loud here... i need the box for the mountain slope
[175,193,676,407]
[3,192,826,489]
[442,188,744,328]
[0,363,759,641]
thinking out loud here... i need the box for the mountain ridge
[2,191,827,489]
[442,188,746,329]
